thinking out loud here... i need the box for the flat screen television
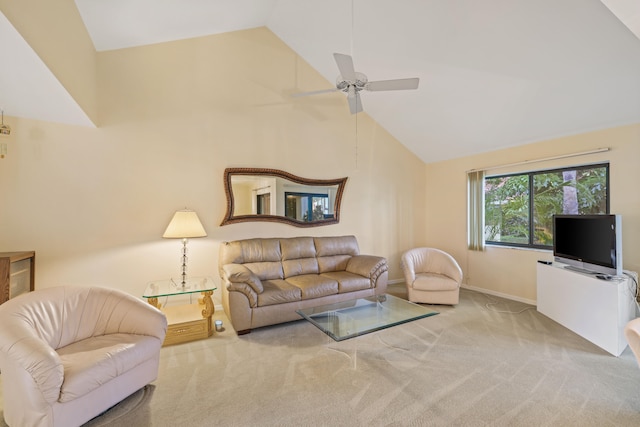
[553,214,622,276]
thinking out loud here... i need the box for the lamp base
[179,238,189,286]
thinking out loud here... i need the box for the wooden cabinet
[0,251,35,304]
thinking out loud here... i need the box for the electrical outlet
[0,143,6,159]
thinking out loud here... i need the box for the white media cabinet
[536,262,636,356]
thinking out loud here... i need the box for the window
[484,163,609,248]
[256,193,271,215]
[285,192,330,222]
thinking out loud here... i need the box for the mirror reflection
[221,168,347,227]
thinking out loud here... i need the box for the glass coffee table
[296,294,438,341]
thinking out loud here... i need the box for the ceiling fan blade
[347,87,363,114]
[291,88,339,98]
[366,78,420,91]
[333,53,357,82]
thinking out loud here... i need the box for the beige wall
[0,28,427,303]
[0,0,98,124]
[425,124,640,303]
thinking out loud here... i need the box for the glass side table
[142,276,217,346]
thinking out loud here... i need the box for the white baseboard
[461,284,536,306]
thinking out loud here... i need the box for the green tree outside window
[485,164,608,248]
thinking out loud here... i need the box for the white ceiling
[1,0,639,163]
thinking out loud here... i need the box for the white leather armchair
[401,248,463,305]
[624,318,640,367]
[0,286,167,427]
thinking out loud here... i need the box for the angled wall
[0,0,97,124]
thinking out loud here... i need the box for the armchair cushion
[56,333,161,403]
[414,273,459,291]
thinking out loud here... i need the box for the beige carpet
[3,285,640,426]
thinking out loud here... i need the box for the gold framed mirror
[221,168,347,227]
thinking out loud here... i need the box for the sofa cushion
[56,333,161,403]
[283,258,319,278]
[286,275,338,300]
[413,273,459,291]
[257,280,302,307]
[221,238,282,264]
[317,255,351,273]
[281,237,316,260]
[245,261,284,281]
[320,271,371,293]
[314,236,359,257]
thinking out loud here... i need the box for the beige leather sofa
[0,286,167,427]
[219,235,388,334]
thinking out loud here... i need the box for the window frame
[485,163,610,250]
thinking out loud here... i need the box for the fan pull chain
[355,108,359,169]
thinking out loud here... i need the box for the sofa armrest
[226,282,259,308]
[346,255,388,282]
[222,264,264,293]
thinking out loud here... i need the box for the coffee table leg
[147,297,159,309]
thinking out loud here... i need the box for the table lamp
[163,209,207,286]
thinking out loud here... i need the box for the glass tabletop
[142,276,216,298]
[296,294,438,341]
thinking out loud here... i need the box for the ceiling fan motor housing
[336,72,368,92]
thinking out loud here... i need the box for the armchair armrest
[431,252,463,283]
[90,289,168,339]
[401,256,416,284]
[0,325,64,405]
[222,264,264,293]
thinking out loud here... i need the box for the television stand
[536,262,635,356]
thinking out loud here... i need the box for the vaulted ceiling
[1,0,639,163]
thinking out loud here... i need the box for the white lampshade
[163,210,207,239]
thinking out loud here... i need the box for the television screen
[553,214,622,276]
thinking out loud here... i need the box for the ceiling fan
[292,53,420,114]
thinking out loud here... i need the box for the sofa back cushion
[315,236,359,273]
[219,235,363,279]
[245,261,284,281]
[281,237,319,278]
[219,238,284,280]
[219,238,282,264]
[280,237,316,260]
[314,236,359,257]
